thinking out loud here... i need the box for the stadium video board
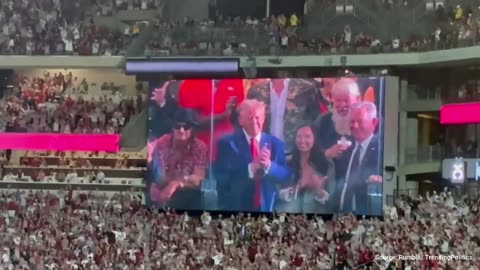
[146,77,385,215]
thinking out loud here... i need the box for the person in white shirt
[65,39,73,54]
[392,37,400,49]
[280,34,288,49]
[96,170,105,183]
[66,170,78,183]
[8,38,15,53]
[104,48,112,56]
[223,45,233,56]
[111,117,118,128]
[73,26,80,41]
[92,40,100,55]
[107,125,115,134]
[25,41,33,55]
[3,171,15,181]
[344,24,352,45]
[64,123,71,133]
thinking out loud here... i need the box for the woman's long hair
[289,124,330,182]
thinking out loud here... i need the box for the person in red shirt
[358,245,374,267]
[292,252,304,267]
[178,78,245,159]
[247,243,258,263]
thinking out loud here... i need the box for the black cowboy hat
[172,108,199,127]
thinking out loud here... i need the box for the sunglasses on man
[174,123,192,130]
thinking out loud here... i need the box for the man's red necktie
[250,138,261,209]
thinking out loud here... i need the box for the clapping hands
[299,166,327,194]
[251,145,272,174]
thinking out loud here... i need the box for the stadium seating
[0,0,478,56]
[0,71,146,133]
[0,190,478,269]
[0,2,479,270]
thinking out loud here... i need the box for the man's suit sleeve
[304,85,321,121]
[149,100,178,138]
[214,138,232,208]
[264,137,290,182]
[312,113,330,151]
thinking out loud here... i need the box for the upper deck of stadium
[0,0,480,68]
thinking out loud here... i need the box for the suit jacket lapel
[360,136,378,167]
[232,130,252,162]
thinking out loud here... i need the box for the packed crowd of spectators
[0,72,146,133]
[144,13,307,57]
[2,150,146,184]
[0,0,134,55]
[95,0,164,15]
[142,2,480,57]
[0,189,479,269]
[0,0,478,56]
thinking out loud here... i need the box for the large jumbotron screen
[146,77,385,215]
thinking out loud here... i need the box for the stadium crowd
[1,149,147,185]
[141,2,480,57]
[0,0,132,55]
[0,72,146,133]
[95,0,164,15]
[0,0,478,56]
[0,189,479,269]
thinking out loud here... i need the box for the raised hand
[150,81,170,106]
[325,143,350,159]
[225,96,237,116]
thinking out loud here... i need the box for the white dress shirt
[269,79,289,141]
[244,129,263,178]
[339,134,374,210]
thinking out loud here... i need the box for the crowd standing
[0,0,133,55]
[143,4,480,58]
[0,3,479,269]
[0,72,146,134]
[0,189,479,269]
[0,1,478,56]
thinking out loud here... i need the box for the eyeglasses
[174,123,192,131]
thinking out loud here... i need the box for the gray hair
[237,99,266,114]
[350,101,378,120]
[331,78,360,97]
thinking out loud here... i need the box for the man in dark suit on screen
[333,101,383,216]
[214,99,290,212]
